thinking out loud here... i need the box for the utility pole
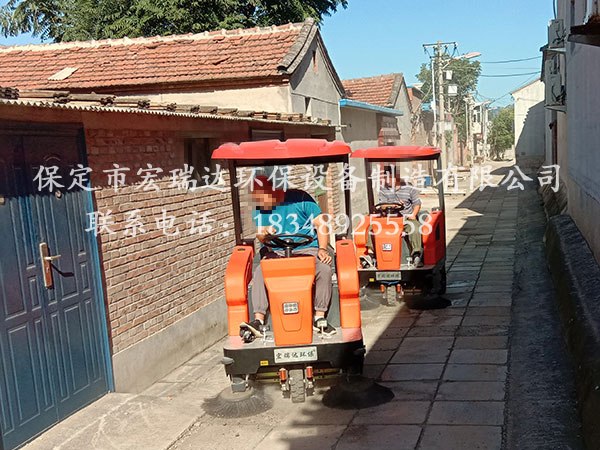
[430,59,437,145]
[437,42,445,163]
[481,101,490,159]
[423,41,457,169]
[464,95,472,166]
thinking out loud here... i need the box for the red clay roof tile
[0,22,307,90]
[342,73,404,108]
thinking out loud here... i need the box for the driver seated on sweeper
[239,175,337,341]
[366,165,424,267]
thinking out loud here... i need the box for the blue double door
[0,123,110,449]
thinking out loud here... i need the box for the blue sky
[0,0,553,106]
[320,0,554,106]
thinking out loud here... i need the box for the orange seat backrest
[224,245,255,336]
[353,215,371,268]
[422,210,446,265]
[336,239,361,329]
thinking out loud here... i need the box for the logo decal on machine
[382,243,393,251]
[283,302,299,314]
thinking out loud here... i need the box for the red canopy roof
[351,146,441,160]
[212,139,351,160]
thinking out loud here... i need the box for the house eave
[340,99,404,116]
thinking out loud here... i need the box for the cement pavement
[22,160,585,450]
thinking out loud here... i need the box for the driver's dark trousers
[251,246,332,316]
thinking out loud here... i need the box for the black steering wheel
[262,233,315,257]
[373,202,406,216]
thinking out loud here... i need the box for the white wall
[392,82,413,146]
[290,39,342,130]
[551,0,600,263]
[565,28,600,263]
[130,85,292,113]
[512,80,546,167]
[124,37,343,128]
[340,107,379,216]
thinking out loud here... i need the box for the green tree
[489,106,514,160]
[416,57,481,145]
[1,0,347,42]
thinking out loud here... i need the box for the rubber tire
[432,264,447,295]
[289,369,306,403]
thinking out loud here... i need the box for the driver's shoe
[412,253,424,268]
[313,318,336,336]
[240,319,264,341]
[360,254,376,268]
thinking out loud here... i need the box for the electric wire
[480,71,541,78]
[479,56,542,64]
[475,72,541,106]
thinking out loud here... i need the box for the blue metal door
[0,124,109,449]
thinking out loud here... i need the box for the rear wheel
[432,264,446,295]
[289,369,306,403]
[423,263,446,296]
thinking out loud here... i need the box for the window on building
[305,97,312,115]
[250,129,287,181]
[313,50,318,73]
[251,129,284,141]
[184,137,221,189]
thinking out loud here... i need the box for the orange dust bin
[261,255,315,346]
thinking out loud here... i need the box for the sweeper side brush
[202,386,272,418]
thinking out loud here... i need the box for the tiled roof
[342,73,404,108]
[0,20,317,91]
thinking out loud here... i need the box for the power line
[480,71,541,78]
[475,72,541,106]
[480,56,542,64]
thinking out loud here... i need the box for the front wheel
[289,369,306,403]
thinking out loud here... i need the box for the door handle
[39,242,60,288]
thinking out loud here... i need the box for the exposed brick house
[0,91,334,448]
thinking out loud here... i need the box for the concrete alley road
[24,161,585,450]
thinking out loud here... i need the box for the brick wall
[81,119,336,355]
[86,128,235,353]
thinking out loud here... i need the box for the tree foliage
[489,106,514,160]
[416,57,481,144]
[1,0,347,42]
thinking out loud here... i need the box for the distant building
[407,85,434,146]
[338,73,411,214]
[510,78,545,169]
[341,73,412,148]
